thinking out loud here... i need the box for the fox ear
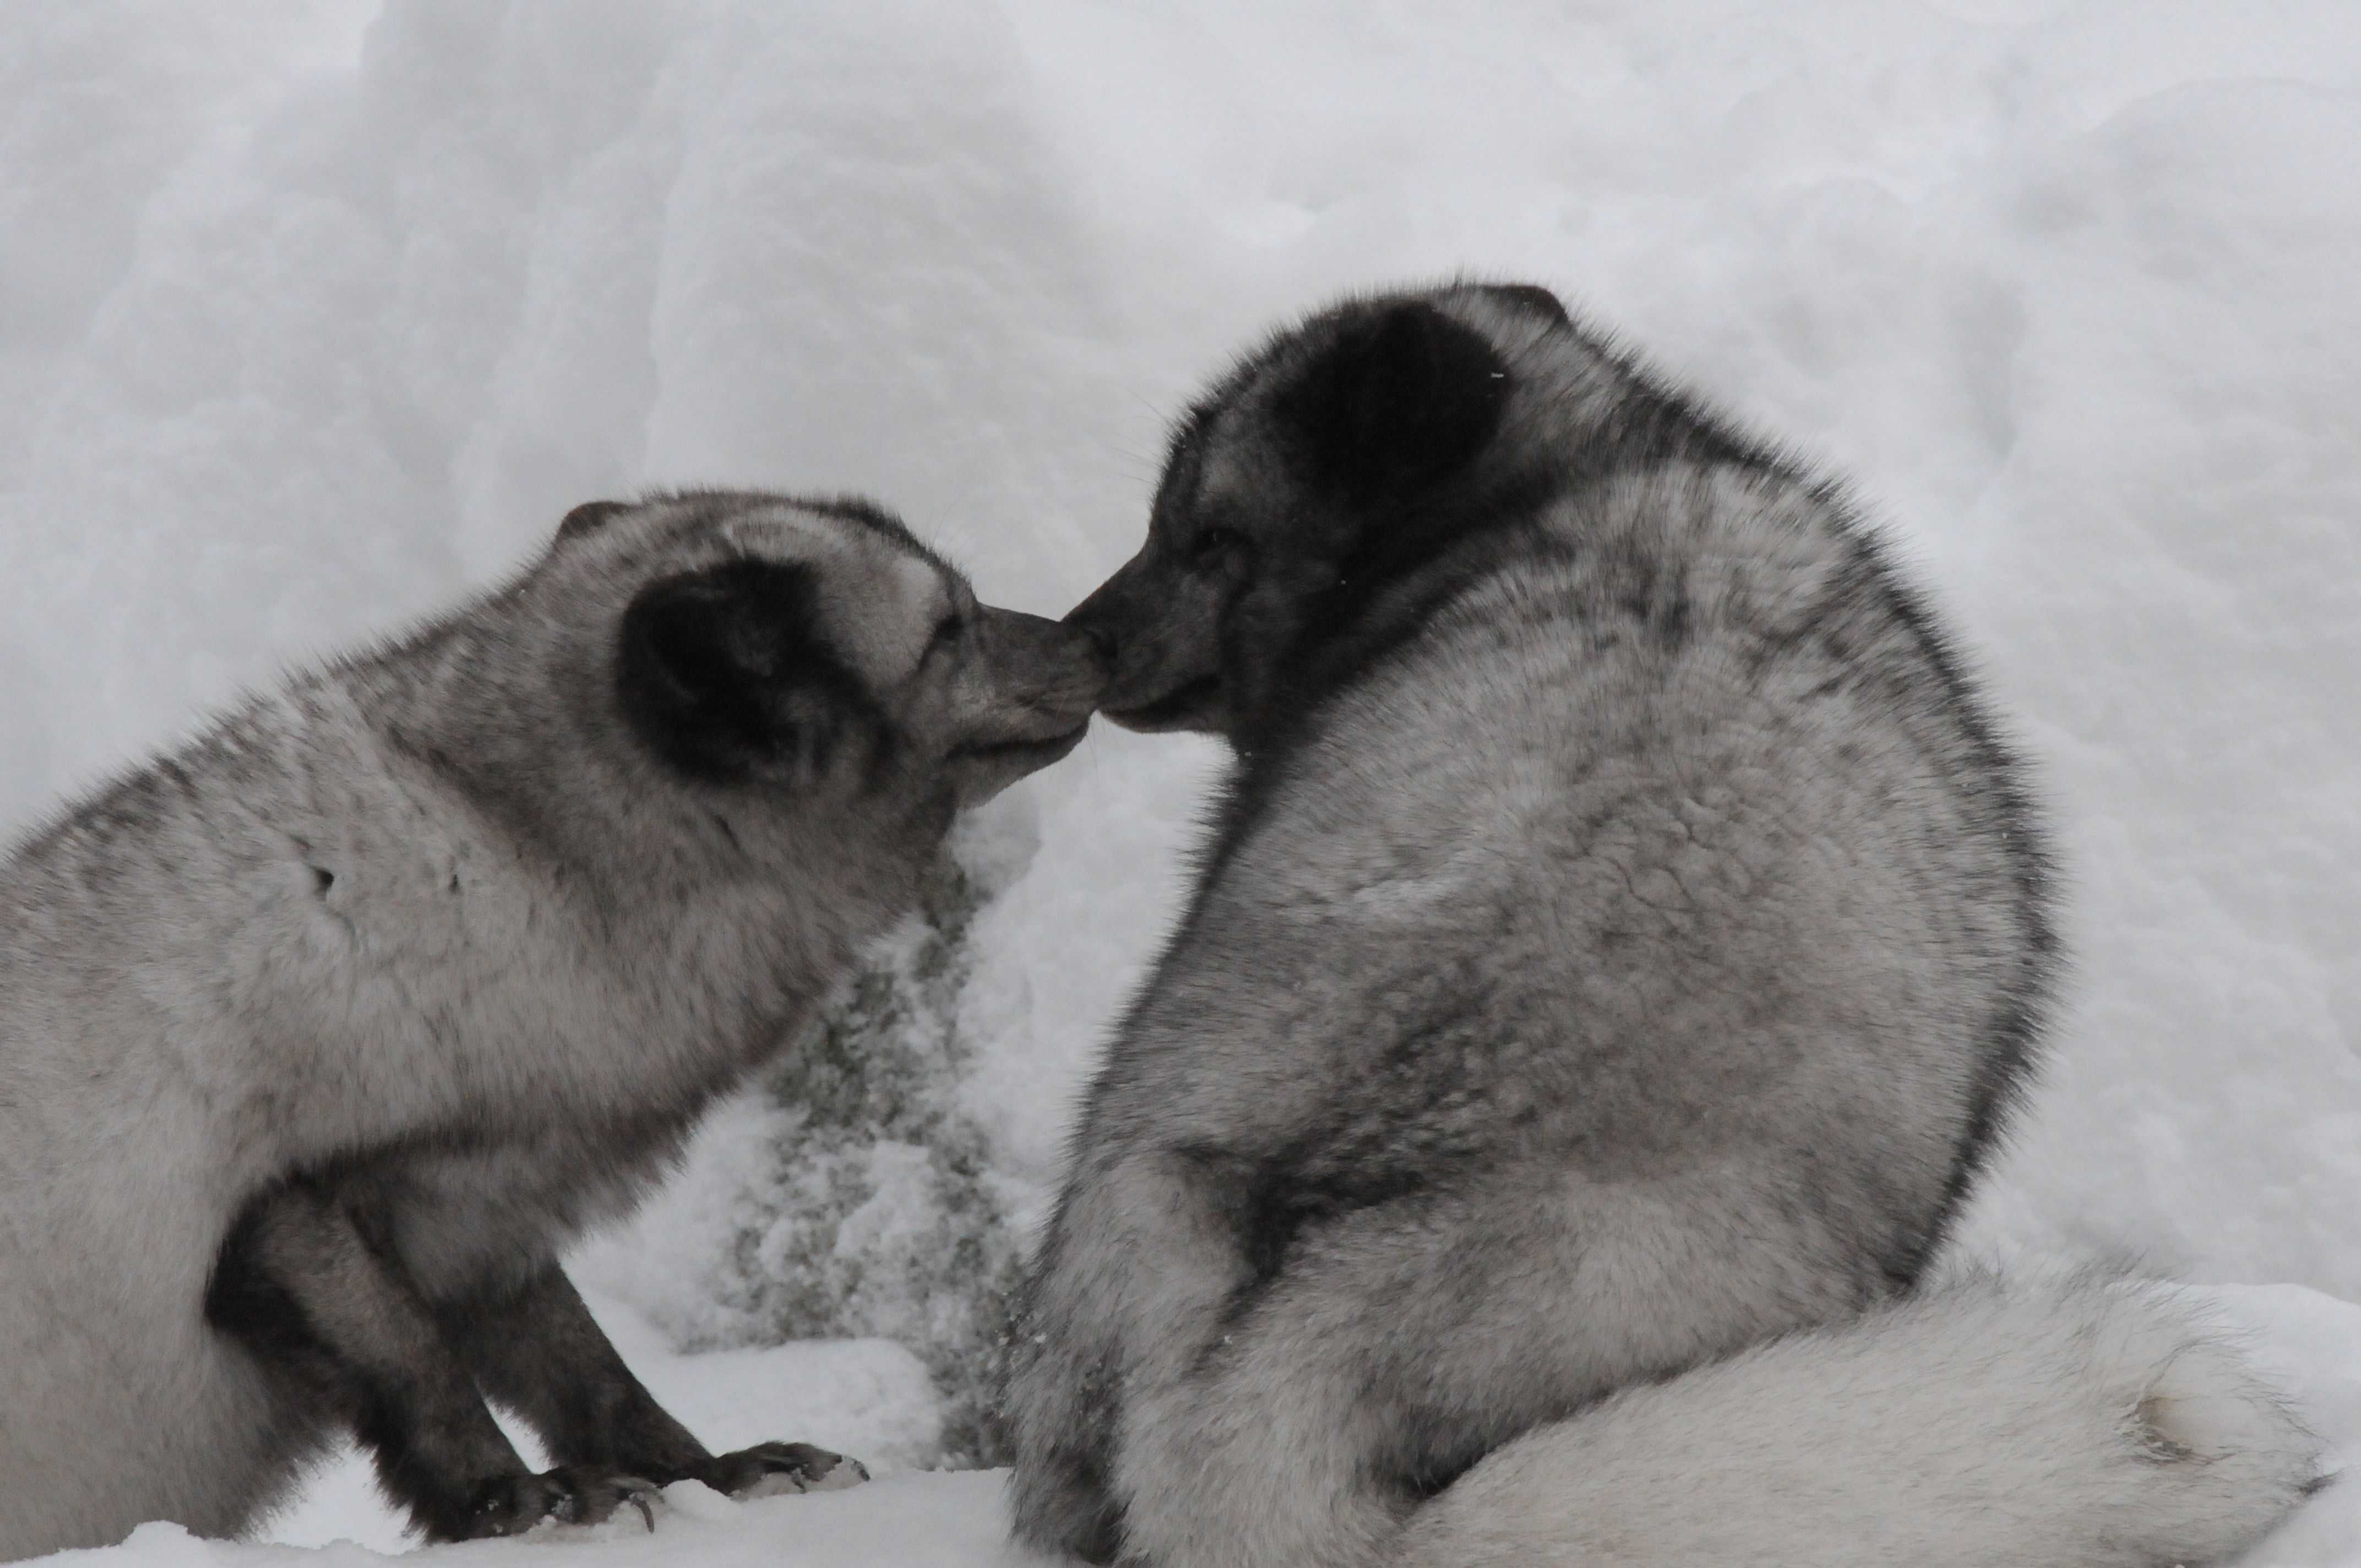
[618,560,869,782]
[1484,282,1570,326]
[556,499,634,546]
[1276,300,1509,504]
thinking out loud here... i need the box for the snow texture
[3,0,2359,1561]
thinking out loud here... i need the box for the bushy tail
[1394,1276,2321,1568]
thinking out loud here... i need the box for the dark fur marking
[208,1184,718,1542]
[617,559,873,784]
[433,1265,710,1478]
[1229,318,1765,760]
[1274,301,1510,506]
[355,1389,521,1543]
[204,1196,336,1380]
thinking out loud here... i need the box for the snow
[40,1285,2361,1566]
[63,1471,1033,1568]
[4,0,2359,1562]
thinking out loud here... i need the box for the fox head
[462,492,1108,854]
[1066,283,1575,750]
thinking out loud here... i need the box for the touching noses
[1073,620,1116,667]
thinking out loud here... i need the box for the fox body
[1008,285,2316,1567]
[0,492,1105,1558]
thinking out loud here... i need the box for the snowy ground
[44,1282,2361,1566]
[29,1283,2361,1567]
[6,0,2361,1562]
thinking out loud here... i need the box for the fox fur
[1008,284,2318,1567]
[0,491,1106,1558]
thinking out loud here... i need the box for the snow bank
[6,0,2361,1560]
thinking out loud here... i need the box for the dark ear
[617,560,869,782]
[1275,301,1509,504]
[1483,283,1570,326]
[556,499,634,546]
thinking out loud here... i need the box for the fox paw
[463,1467,663,1538]
[705,1440,871,1499]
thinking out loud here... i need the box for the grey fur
[1008,285,2316,1566]
[0,491,1106,1559]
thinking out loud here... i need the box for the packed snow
[4,0,2359,1562]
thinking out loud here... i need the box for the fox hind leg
[1111,1170,1873,1568]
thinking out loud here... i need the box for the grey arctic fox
[0,492,1107,1559]
[1007,284,2319,1567]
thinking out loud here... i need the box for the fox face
[1067,286,1568,749]
[551,492,1109,809]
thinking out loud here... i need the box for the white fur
[1395,1278,2319,1568]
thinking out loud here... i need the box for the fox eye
[1189,527,1248,567]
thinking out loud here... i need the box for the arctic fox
[1007,284,2318,1567]
[0,491,1107,1558]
